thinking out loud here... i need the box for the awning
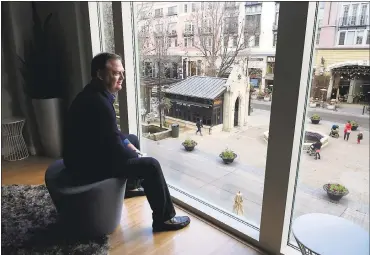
[171,99,212,108]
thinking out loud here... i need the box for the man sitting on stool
[63,52,190,232]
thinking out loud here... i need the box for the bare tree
[187,2,259,77]
[137,5,181,128]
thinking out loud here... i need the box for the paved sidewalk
[141,111,369,232]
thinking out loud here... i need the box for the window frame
[93,2,319,254]
[337,29,368,46]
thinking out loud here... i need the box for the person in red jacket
[344,121,352,141]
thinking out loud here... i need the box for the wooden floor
[2,156,264,255]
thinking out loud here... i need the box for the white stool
[2,117,29,161]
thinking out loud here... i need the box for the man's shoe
[152,216,190,232]
[124,187,145,198]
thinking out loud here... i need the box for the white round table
[1,117,29,161]
[292,213,369,255]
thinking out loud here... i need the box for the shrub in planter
[323,183,349,201]
[182,139,197,151]
[310,114,321,124]
[257,91,265,100]
[219,148,237,164]
[350,121,359,131]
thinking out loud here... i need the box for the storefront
[164,76,227,126]
[327,62,370,104]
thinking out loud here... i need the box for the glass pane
[345,31,355,45]
[133,1,281,229]
[288,1,370,248]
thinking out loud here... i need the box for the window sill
[168,183,261,249]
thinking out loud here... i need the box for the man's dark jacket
[63,80,138,184]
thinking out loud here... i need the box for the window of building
[360,4,368,25]
[154,8,163,17]
[367,30,370,44]
[174,38,178,47]
[273,32,277,46]
[316,28,321,45]
[255,35,260,47]
[356,30,364,44]
[207,37,212,47]
[345,31,355,44]
[246,4,262,13]
[192,3,199,12]
[338,30,368,46]
[184,37,193,47]
[168,6,177,16]
[338,31,346,45]
[223,37,228,47]
[233,36,237,47]
[184,4,188,13]
[185,22,194,33]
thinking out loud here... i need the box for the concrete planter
[263,96,270,102]
[327,105,335,110]
[309,103,317,108]
[251,94,258,100]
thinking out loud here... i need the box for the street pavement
[252,100,370,130]
[140,111,369,236]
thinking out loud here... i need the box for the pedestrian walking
[357,132,363,144]
[195,118,203,136]
[344,121,352,141]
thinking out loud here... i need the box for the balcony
[224,4,239,10]
[245,2,262,6]
[200,27,212,35]
[153,31,164,37]
[167,30,178,37]
[154,13,163,18]
[167,11,177,16]
[183,30,194,37]
[223,27,238,34]
[338,15,369,27]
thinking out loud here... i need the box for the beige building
[314,2,370,104]
[136,2,277,90]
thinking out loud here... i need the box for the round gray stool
[45,159,127,237]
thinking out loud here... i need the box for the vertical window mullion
[114,2,141,135]
[259,2,318,254]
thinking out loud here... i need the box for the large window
[93,2,369,254]
[338,30,368,46]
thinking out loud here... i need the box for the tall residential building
[315,2,370,103]
[136,2,276,90]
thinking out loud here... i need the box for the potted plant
[182,139,197,151]
[350,121,359,131]
[323,183,349,201]
[310,114,321,124]
[18,3,66,157]
[263,93,271,102]
[219,148,237,164]
[257,91,265,100]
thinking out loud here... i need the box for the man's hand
[127,143,138,151]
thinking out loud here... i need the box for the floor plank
[1,156,264,255]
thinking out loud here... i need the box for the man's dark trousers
[118,134,176,222]
[121,134,143,192]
